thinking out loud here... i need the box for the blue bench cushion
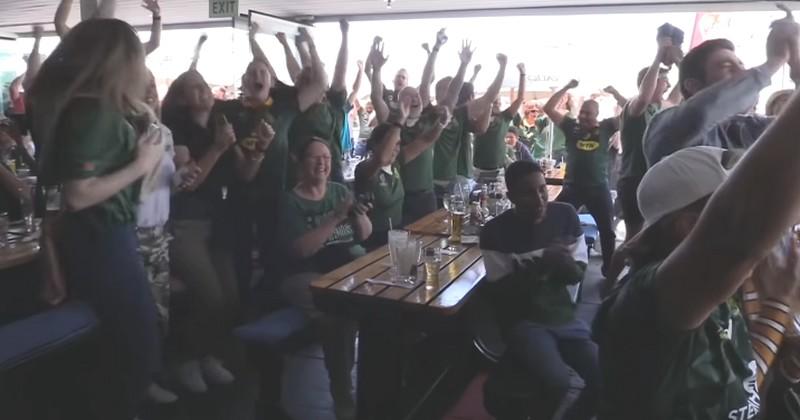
[578,214,599,241]
[233,306,309,347]
[0,300,99,371]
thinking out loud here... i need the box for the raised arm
[142,0,162,55]
[249,23,278,83]
[95,0,116,18]
[505,63,527,116]
[440,41,474,111]
[276,32,301,83]
[467,54,508,134]
[54,0,73,38]
[629,37,672,117]
[331,19,349,93]
[347,61,364,105]
[543,80,578,127]
[367,41,391,124]
[294,34,311,69]
[644,27,788,164]
[296,28,328,112]
[469,64,482,85]
[189,34,208,71]
[604,85,628,108]
[22,26,43,91]
[420,29,448,107]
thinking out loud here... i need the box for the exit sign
[209,0,238,18]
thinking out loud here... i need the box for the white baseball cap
[637,146,736,228]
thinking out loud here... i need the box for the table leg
[357,317,405,420]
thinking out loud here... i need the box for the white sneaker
[147,382,179,404]
[176,360,208,393]
[200,356,235,385]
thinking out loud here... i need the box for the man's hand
[249,22,260,39]
[142,0,160,17]
[517,63,526,75]
[421,43,431,55]
[436,28,448,47]
[176,162,202,191]
[32,25,43,40]
[368,41,389,70]
[766,6,800,71]
[339,19,349,33]
[433,105,452,128]
[496,53,508,66]
[542,240,574,268]
[459,40,475,64]
[566,79,579,89]
[357,60,365,72]
[603,85,618,94]
[275,32,289,45]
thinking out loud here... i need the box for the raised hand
[517,63,525,74]
[276,32,288,44]
[566,79,580,89]
[32,25,43,39]
[369,41,389,70]
[249,21,260,38]
[435,28,448,47]
[603,85,617,94]
[339,19,349,33]
[422,43,431,54]
[459,40,475,64]
[298,27,312,44]
[496,53,508,66]
[142,0,160,16]
[357,60,365,72]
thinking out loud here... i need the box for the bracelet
[153,15,161,21]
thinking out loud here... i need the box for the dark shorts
[617,177,643,226]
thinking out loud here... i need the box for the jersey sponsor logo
[576,140,600,151]
[727,361,760,420]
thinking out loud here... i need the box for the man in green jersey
[473,63,526,184]
[543,80,619,275]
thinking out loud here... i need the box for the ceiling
[0,0,788,35]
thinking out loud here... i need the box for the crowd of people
[5,0,800,419]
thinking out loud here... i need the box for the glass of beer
[424,247,442,290]
[449,198,466,244]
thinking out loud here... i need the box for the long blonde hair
[29,19,149,182]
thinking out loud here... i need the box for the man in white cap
[594,138,800,419]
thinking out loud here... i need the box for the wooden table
[310,211,486,420]
[0,222,41,271]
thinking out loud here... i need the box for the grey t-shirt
[643,66,774,167]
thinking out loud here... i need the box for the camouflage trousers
[136,225,172,333]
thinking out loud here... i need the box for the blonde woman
[29,19,165,419]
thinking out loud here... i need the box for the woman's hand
[176,162,202,191]
[213,115,236,153]
[254,120,275,153]
[368,41,389,70]
[332,194,355,223]
[135,128,165,176]
[142,0,160,17]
